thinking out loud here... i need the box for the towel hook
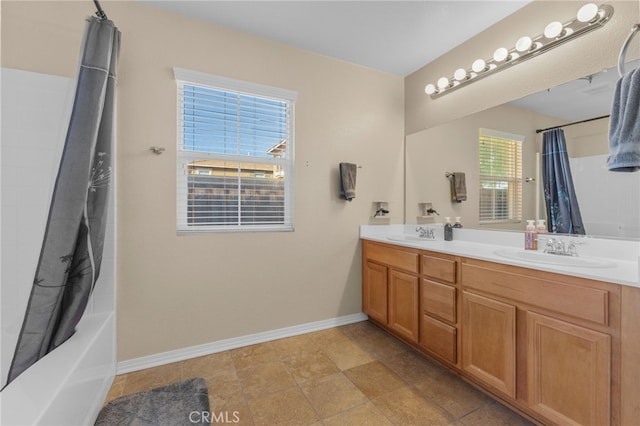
[618,24,640,76]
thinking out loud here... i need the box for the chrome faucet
[543,237,583,256]
[416,226,435,239]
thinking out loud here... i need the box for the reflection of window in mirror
[479,128,524,224]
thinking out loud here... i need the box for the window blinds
[174,68,296,232]
[479,128,523,223]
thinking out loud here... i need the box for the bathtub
[0,312,116,425]
[1,68,117,425]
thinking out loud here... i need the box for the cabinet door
[363,261,388,324]
[388,269,419,342]
[527,312,611,426]
[462,291,516,399]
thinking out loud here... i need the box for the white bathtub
[1,68,117,425]
[0,312,116,425]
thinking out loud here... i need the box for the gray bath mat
[95,377,210,426]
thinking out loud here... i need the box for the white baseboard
[117,312,368,374]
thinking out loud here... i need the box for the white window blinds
[174,68,297,233]
[478,128,523,223]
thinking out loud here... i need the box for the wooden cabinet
[527,311,611,426]
[421,279,456,323]
[361,239,625,426]
[461,291,516,399]
[363,261,387,323]
[362,241,419,343]
[419,252,459,364]
[460,257,619,426]
[420,314,457,364]
[388,269,419,341]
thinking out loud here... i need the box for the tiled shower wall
[570,154,640,239]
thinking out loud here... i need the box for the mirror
[405,61,640,240]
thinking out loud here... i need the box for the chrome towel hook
[149,146,165,155]
[618,24,640,77]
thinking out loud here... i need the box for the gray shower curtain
[542,129,585,235]
[6,16,120,385]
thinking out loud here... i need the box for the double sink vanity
[360,225,640,426]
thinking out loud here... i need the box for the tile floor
[105,320,535,426]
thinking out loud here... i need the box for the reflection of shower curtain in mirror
[542,129,585,234]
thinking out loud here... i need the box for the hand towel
[451,172,467,202]
[607,67,640,172]
[340,162,357,201]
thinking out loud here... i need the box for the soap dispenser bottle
[536,219,547,235]
[444,217,453,241]
[525,220,537,250]
[453,217,463,228]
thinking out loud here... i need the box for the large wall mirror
[405,60,640,240]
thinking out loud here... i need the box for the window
[478,128,523,224]
[174,68,297,233]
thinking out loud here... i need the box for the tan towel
[340,163,357,201]
[451,172,467,202]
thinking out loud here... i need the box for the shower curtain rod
[93,0,107,20]
[535,114,610,134]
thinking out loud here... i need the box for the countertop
[360,225,640,288]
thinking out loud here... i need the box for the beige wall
[405,104,563,229]
[1,1,405,361]
[405,1,640,134]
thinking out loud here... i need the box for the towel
[339,162,357,201]
[607,67,640,172]
[450,172,467,202]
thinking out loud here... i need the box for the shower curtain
[6,16,120,385]
[542,129,586,235]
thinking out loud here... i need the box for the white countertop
[360,225,640,288]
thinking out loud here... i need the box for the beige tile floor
[105,320,535,426]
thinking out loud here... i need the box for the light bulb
[577,3,599,22]
[471,59,486,73]
[454,68,468,81]
[437,77,450,90]
[544,21,564,39]
[516,36,533,52]
[493,47,509,62]
[425,84,436,95]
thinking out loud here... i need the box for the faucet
[416,226,435,239]
[543,237,583,256]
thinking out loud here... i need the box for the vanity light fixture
[454,68,469,81]
[424,3,614,98]
[493,47,511,62]
[472,59,488,73]
[544,21,565,39]
[515,36,534,52]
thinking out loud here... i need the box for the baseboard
[117,312,368,374]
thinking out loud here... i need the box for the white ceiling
[140,0,532,76]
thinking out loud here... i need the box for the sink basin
[387,235,438,243]
[493,248,615,268]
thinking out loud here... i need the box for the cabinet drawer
[462,262,609,326]
[422,253,456,283]
[366,243,419,274]
[421,279,456,324]
[420,314,457,364]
